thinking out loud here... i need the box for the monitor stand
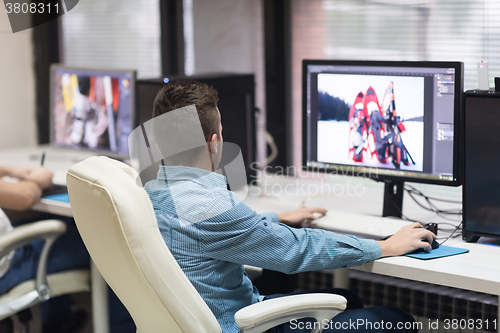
[382,180,404,218]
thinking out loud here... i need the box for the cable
[404,192,462,224]
[432,222,458,228]
[404,185,463,221]
[260,130,278,167]
[386,187,463,236]
[390,194,460,227]
[405,184,462,204]
[255,107,279,168]
[381,182,463,238]
[389,197,425,224]
[405,187,462,214]
[438,222,463,246]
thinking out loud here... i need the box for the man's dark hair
[152,80,219,142]
[151,80,220,165]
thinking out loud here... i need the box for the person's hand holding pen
[25,167,54,190]
[16,153,54,190]
[0,154,53,189]
[24,152,54,190]
[0,155,54,210]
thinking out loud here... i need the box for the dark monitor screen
[50,65,136,157]
[463,92,500,241]
[303,60,463,187]
[136,75,256,186]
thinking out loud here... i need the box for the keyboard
[42,184,68,197]
[311,209,412,239]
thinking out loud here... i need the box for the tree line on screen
[318,91,350,121]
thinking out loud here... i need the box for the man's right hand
[376,222,436,257]
[25,167,54,190]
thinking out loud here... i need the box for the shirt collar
[157,165,227,189]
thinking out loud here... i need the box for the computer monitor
[136,74,256,186]
[302,60,463,217]
[50,65,137,157]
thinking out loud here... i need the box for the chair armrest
[0,220,67,301]
[0,220,66,257]
[235,293,347,333]
[244,265,263,281]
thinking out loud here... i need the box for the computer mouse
[424,223,438,235]
[410,238,440,254]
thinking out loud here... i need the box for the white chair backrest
[67,156,221,333]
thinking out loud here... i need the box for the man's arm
[277,207,436,256]
[198,197,436,272]
[0,166,32,179]
[197,198,381,274]
[0,167,54,211]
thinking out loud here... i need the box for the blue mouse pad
[405,245,469,260]
[43,193,70,203]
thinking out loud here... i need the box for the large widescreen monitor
[302,60,463,217]
[50,65,136,157]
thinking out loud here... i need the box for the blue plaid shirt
[145,166,381,333]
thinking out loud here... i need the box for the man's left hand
[277,205,327,227]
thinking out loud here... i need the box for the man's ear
[209,133,218,154]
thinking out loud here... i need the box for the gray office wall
[191,0,266,166]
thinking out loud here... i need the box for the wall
[0,10,37,149]
[190,0,266,165]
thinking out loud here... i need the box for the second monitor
[50,65,136,158]
[302,60,463,217]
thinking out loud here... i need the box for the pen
[41,152,45,166]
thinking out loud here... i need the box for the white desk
[241,173,499,331]
[0,146,109,333]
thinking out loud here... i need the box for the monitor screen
[50,65,136,157]
[303,60,463,186]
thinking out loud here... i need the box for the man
[144,80,435,333]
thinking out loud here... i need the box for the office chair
[0,220,90,331]
[66,156,347,333]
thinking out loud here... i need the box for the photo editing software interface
[304,61,460,184]
[51,66,136,157]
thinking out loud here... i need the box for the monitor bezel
[302,59,463,186]
[49,64,137,159]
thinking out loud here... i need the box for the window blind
[61,0,161,78]
[291,0,500,167]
